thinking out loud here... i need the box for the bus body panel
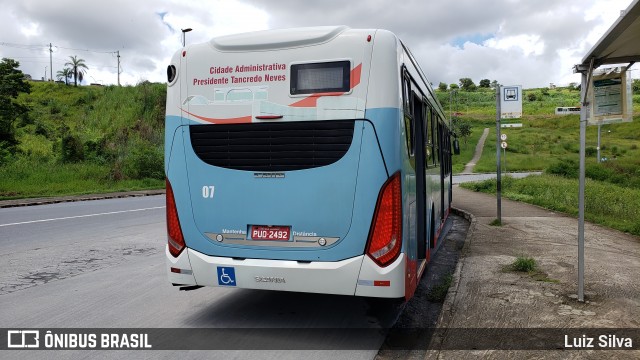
[179,28,372,125]
[182,121,363,260]
[169,119,388,262]
[177,248,406,297]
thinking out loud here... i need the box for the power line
[0,42,48,50]
[1,40,123,85]
[54,45,117,55]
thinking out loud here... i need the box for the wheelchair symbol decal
[217,266,236,286]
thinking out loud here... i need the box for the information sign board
[500,85,522,119]
[588,67,633,125]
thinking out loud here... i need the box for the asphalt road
[0,195,403,359]
[452,172,542,185]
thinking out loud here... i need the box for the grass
[503,256,560,283]
[489,219,502,226]
[462,174,640,236]
[445,86,640,236]
[0,160,163,200]
[473,117,640,174]
[1,81,166,199]
[510,256,537,272]
[426,273,454,303]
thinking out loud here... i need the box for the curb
[427,206,477,353]
[0,189,166,209]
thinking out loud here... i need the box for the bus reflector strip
[170,267,193,275]
[357,280,391,287]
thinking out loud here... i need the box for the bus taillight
[366,172,402,267]
[166,179,186,257]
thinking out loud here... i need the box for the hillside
[436,86,640,235]
[0,81,166,199]
[438,87,640,181]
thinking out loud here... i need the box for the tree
[452,118,472,146]
[449,83,459,90]
[438,82,448,91]
[459,78,476,91]
[632,78,640,94]
[490,80,499,89]
[0,58,31,163]
[479,79,491,88]
[64,55,89,86]
[56,68,72,85]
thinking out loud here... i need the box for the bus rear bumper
[166,246,406,298]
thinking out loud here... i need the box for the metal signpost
[574,64,634,302]
[573,0,639,303]
[496,85,522,223]
[495,87,502,222]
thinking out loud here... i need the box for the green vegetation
[463,174,640,235]
[426,273,454,303]
[489,219,502,226]
[0,58,31,165]
[510,256,537,272]
[472,118,640,174]
[1,73,166,200]
[439,82,640,236]
[0,160,162,200]
[503,256,560,283]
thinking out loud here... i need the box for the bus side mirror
[453,138,460,155]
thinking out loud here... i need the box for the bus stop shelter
[573,0,640,301]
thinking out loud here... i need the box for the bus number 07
[202,185,215,199]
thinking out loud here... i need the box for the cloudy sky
[0,0,636,88]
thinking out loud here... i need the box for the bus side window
[425,105,433,167]
[429,109,437,166]
[402,71,415,158]
[434,117,441,167]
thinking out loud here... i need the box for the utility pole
[49,43,53,81]
[117,51,121,86]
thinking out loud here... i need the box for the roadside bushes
[546,158,578,178]
[546,158,640,189]
[60,134,84,162]
[56,133,163,181]
[120,140,164,180]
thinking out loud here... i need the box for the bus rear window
[290,61,350,95]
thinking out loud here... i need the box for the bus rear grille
[189,120,355,171]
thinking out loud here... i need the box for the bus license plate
[250,225,291,241]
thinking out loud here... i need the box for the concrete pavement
[428,185,640,358]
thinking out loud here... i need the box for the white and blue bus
[165,26,453,300]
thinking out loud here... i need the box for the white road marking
[0,206,166,227]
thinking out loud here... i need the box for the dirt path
[462,127,489,174]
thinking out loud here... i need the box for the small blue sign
[217,266,236,286]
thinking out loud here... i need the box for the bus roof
[210,26,352,52]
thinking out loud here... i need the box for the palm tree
[56,68,72,85]
[64,55,89,86]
